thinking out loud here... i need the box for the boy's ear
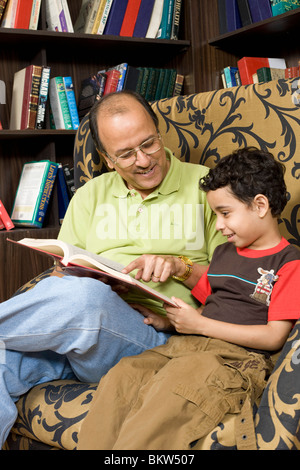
[253,194,269,217]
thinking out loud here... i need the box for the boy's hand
[129,303,174,332]
[165,297,203,334]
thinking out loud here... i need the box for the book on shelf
[29,0,41,30]
[83,0,102,33]
[0,216,5,230]
[132,0,155,38]
[157,0,174,39]
[256,66,286,83]
[271,0,300,16]
[237,57,287,85]
[0,199,14,230]
[62,164,75,199]
[170,0,182,39]
[56,163,71,224]
[145,0,164,38]
[237,0,252,27]
[222,66,240,87]
[285,65,300,78]
[77,71,107,119]
[45,0,73,32]
[120,0,142,37]
[247,0,272,22]
[103,0,129,36]
[49,76,73,130]
[0,0,9,25]
[93,0,114,34]
[62,76,80,130]
[10,64,43,130]
[8,237,178,307]
[217,0,227,35]
[172,73,184,96]
[14,0,34,29]
[103,69,121,95]
[224,0,242,32]
[35,65,51,130]
[1,0,18,27]
[11,160,58,228]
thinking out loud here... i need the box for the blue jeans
[0,275,170,447]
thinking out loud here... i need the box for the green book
[49,76,73,130]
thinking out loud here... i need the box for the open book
[8,238,178,307]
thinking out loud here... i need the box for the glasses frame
[104,133,162,168]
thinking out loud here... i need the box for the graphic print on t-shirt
[250,268,279,306]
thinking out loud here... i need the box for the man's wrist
[172,256,193,282]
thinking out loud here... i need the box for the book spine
[236,0,252,27]
[84,0,102,33]
[0,0,9,24]
[133,0,155,38]
[120,0,142,37]
[170,0,182,39]
[63,76,80,130]
[35,66,51,129]
[60,0,74,32]
[0,216,5,230]
[62,164,75,199]
[14,0,33,29]
[157,0,174,39]
[49,77,73,130]
[1,0,18,27]
[29,0,41,30]
[57,164,70,224]
[166,69,177,98]
[91,0,106,34]
[21,65,42,130]
[0,199,14,230]
[97,0,114,34]
[116,63,128,91]
[35,163,58,228]
[172,73,184,96]
[45,0,61,31]
[103,69,121,95]
[103,0,129,35]
[247,0,272,22]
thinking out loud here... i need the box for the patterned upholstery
[4,78,300,450]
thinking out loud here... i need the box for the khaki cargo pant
[78,335,273,450]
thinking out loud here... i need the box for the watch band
[172,255,193,282]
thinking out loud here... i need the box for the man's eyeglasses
[105,134,162,169]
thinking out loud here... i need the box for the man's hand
[129,303,174,331]
[123,254,186,283]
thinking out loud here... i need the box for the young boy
[78,148,300,450]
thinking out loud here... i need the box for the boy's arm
[165,298,293,351]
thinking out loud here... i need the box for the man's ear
[253,194,269,217]
[98,150,114,170]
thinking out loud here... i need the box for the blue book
[103,0,129,35]
[57,164,70,224]
[225,0,242,31]
[133,0,155,37]
[63,76,80,130]
[247,0,272,22]
[11,160,58,228]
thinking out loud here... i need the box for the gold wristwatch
[172,256,193,281]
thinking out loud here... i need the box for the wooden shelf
[0,129,77,139]
[209,9,300,57]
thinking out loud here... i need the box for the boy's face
[206,186,268,250]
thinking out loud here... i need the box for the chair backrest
[73,78,300,249]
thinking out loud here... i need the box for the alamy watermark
[95,201,205,250]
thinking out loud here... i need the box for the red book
[0,199,14,230]
[14,0,34,29]
[103,69,121,95]
[0,216,5,230]
[238,57,286,85]
[120,0,142,37]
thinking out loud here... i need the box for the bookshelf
[0,0,192,302]
[191,0,300,92]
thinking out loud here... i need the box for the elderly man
[0,91,223,447]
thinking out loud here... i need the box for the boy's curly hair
[199,147,288,217]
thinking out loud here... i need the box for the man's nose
[135,149,152,166]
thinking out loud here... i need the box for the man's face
[97,98,170,199]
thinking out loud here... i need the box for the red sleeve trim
[191,268,211,305]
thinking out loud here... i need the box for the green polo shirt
[58,149,224,315]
